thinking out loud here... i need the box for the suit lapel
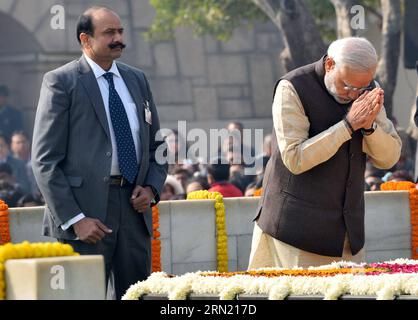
[78,56,111,141]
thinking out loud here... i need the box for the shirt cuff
[60,213,86,231]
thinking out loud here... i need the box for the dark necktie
[103,72,138,183]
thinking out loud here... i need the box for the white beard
[324,71,352,105]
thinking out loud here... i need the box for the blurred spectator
[165,129,187,174]
[229,164,255,194]
[365,160,386,179]
[225,121,255,161]
[244,181,257,197]
[0,163,26,207]
[161,175,185,201]
[0,85,23,142]
[17,193,44,207]
[10,131,39,195]
[365,176,382,191]
[172,166,192,192]
[207,158,243,197]
[185,176,210,194]
[387,170,414,182]
[0,133,30,193]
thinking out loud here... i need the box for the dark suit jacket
[414,61,418,127]
[32,55,167,240]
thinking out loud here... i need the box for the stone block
[150,78,193,104]
[217,86,243,99]
[153,42,178,76]
[227,235,237,262]
[204,35,219,53]
[224,197,258,235]
[13,0,59,32]
[170,200,216,264]
[193,87,218,120]
[237,234,253,271]
[157,201,171,240]
[221,28,255,53]
[256,32,284,53]
[9,207,55,243]
[366,249,412,264]
[175,28,206,77]
[160,238,172,274]
[365,191,411,255]
[5,255,105,300]
[208,55,248,85]
[0,0,14,13]
[132,0,156,28]
[219,99,252,119]
[250,55,275,118]
[133,32,154,69]
[34,15,67,52]
[172,261,217,275]
[157,105,195,122]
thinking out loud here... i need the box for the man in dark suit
[32,6,167,299]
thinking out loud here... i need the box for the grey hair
[327,37,378,72]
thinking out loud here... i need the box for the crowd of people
[0,95,417,207]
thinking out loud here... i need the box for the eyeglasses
[342,82,373,94]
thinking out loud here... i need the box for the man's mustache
[109,42,126,49]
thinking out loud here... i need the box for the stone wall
[0,0,284,137]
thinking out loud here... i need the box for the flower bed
[122,259,418,300]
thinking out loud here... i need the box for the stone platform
[8,191,413,275]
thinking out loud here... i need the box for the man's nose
[114,31,123,43]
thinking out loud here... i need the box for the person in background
[161,175,184,201]
[0,85,23,142]
[207,158,243,198]
[172,166,191,192]
[0,133,30,193]
[17,193,44,207]
[10,131,39,195]
[185,176,210,194]
[0,163,25,207]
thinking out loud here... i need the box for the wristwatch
[361,122,377,136]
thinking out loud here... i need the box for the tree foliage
[146,0,380,42]
[146,0,266,41]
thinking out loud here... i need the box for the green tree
[146,0,401,118]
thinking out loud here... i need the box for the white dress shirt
[61,55,141,231]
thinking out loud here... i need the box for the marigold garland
[201,267,387,278]
[187,190,228,272]
[0,200,11,245]
[151,205,161,273]
[380,181,418,259]
[253,188,263,197]
[0,241,79,300]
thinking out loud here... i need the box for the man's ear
[325,57,335,73]
[79,33,90,48]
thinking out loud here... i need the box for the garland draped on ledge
[0,241,79,300]
[151,205,161,272]
[0,200,10,245]
[187,190,228,272]
[380,181,418,259]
